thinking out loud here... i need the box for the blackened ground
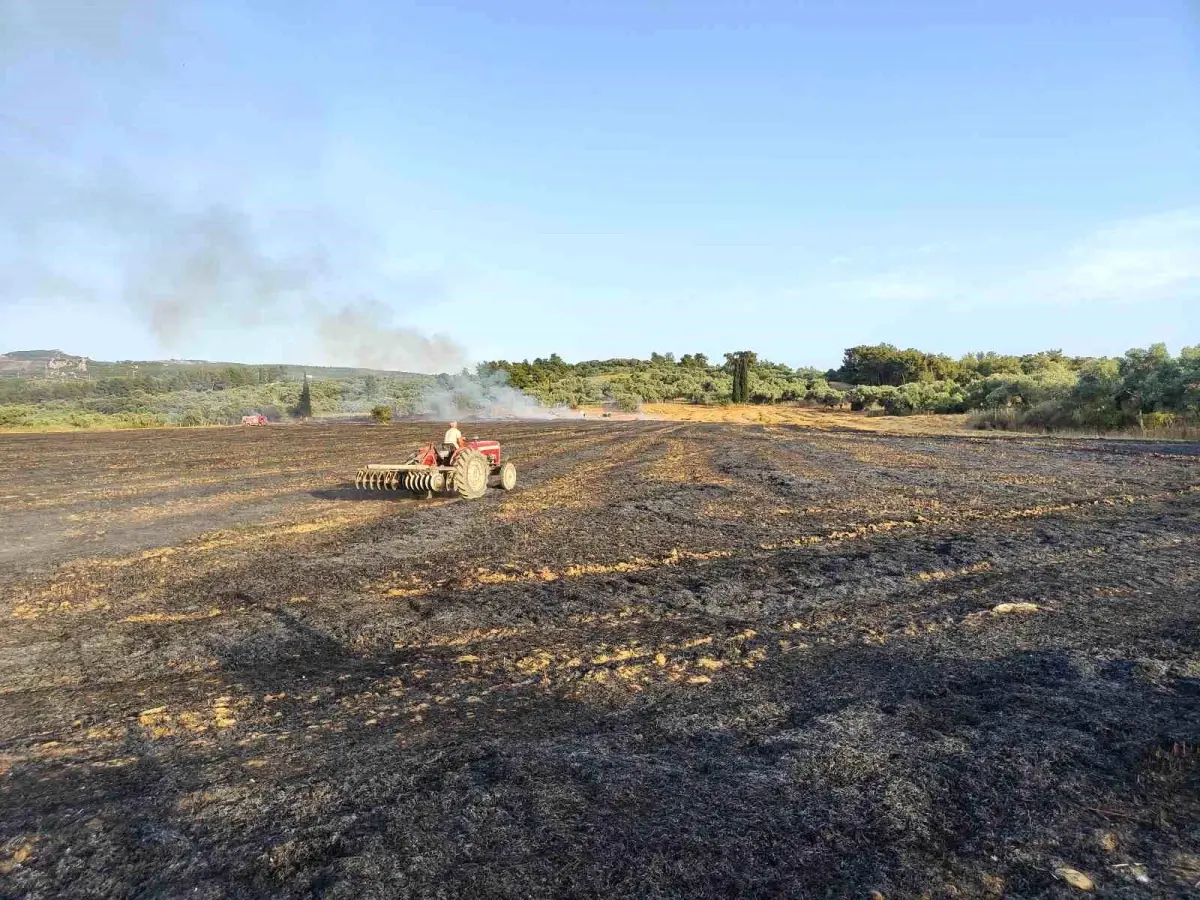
[0,421,1197,898]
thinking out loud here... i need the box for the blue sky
[2,0,1197,371]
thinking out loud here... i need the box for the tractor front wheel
[498,461,517,491]
[452,449,489,499]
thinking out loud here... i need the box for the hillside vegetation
[0,363,430,430]
[2,343,1197,434]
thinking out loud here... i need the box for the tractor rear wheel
[498,461,517,491]
[452,449,489,499]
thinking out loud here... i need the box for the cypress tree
[294,373,313,419]
[728,351,756,403]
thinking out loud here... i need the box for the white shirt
[443,427,463,446]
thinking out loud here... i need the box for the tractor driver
[439,421,466,464]
[443,421,465,449]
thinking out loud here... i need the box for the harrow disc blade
[356,466,418,491]
[358,466,444,494]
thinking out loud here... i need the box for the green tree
[724,351,756,403]
[293,374,313,419]
[839,344,910,386]
[1070,358,1122,425]
[370,404,392,424]
[1118,343,1173,429]
[613,393,641,412]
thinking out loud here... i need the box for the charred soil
[1,422,1198,898]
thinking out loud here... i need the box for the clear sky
[2,0,1198,371]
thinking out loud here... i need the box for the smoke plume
[415,369,582,421]
[0,1,465,373]
[318,301,467,374]
[127,205,324,347]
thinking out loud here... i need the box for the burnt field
[1,421,1198,898]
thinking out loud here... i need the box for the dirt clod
[1054,867,1095,891]
[992,602,1040,615]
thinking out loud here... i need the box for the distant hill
[88,361,426,381]
[2,351,425,382]
[0,351,88,378]
[0,350,437,429]
[4,349,72,360]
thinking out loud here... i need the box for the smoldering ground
[414,369,582,421]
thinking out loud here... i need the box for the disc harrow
[355,467,406,491]
[404,470,445,493]
[352,438,515,501]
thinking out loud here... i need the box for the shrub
[1142,411,1177,429]
[370,405,393,424]
[968,409,1019,430]
[613,393,641,413]
[0,405,38,428]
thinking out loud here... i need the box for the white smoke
[414,369,582,421]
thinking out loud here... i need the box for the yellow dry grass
[912,562,993,582]
[138,696,243,739]
[641,438,734,485]
[496,428,682,520]
[641,402,971,434]
[387,577,1050,703]
[7,505,403,622]
[0,837,36,875]
[122,608,223,624]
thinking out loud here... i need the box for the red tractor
[355,438,517,500]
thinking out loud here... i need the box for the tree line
[0,365,289,405]
[0,367,430,430]
[3,343,1196,433]
[483,343,1200,430]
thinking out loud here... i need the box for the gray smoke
[128,205,324,347]
[0,1,465,373]
[1,164,344,352]
[318,300,467,374]
[415,369,582,421]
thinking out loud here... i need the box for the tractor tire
[452,449,489,500]
[498,461,517,491]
